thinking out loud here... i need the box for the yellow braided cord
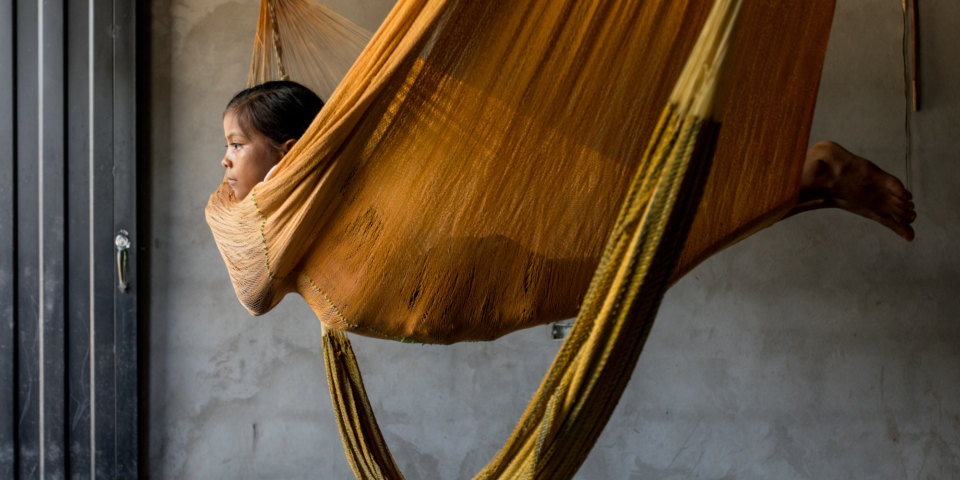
[318,0,743,478]
[323,324,406,479]
[267,0,289,80]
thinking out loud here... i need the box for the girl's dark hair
[225,80,324,145]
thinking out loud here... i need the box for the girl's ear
[280,138,297,156]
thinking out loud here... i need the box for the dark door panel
[2,1,140,478]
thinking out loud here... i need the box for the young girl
[221,81,324,201]
[220,81,916,240]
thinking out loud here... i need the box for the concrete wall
[148,1,960,478]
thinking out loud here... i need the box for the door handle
[115,229,131,293]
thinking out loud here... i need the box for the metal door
[1,0,140,478]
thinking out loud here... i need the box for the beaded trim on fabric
[300,272,423,344]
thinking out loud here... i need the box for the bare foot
[790,141,916,241]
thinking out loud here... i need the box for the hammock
[206,0,835,477]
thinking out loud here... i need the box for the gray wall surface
[148,1,960,478]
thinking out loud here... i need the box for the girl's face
[221,109,283,201]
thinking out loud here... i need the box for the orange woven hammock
[206,0,834,477]
[206,0,834,344]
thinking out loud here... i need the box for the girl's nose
[221,154,230,168]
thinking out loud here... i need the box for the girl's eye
[225,143,242,150]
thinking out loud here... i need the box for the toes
[892,185,913,201]
[866,161,912,200]
[892,200,917,222]
[889,201,915,218]
[887,200,918,225]
[882,182,911,203]
[901,209,917,223]
[885,176,913,200]
[834,197,916,240]
[891,210,917,225]
[898,223,916,241]
[879,215,916,241]
[896,227,916,242]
